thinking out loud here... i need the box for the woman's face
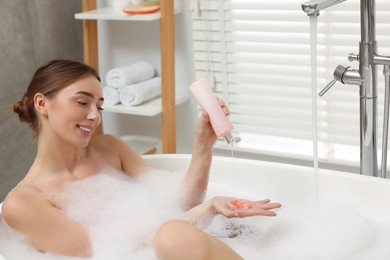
[45,74,104,147]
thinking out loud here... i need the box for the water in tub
[0,166,389,259]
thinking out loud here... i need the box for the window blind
[191,0,390,167]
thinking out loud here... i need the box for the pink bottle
[189,78,241,144]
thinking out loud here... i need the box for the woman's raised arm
[181,99,229,209]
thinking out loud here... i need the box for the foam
[61,168,185,259]
[205,198,390,260]
[0,168,185,260]
[1,169,390,260]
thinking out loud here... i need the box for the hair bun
[13,95,30,123]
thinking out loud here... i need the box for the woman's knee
[154,220,187,251]
[154,219,210,259]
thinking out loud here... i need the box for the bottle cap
[224,133,241,144]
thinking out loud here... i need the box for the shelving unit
[75,6,181,21]
[76,0,185,153]
[102,96,187,116]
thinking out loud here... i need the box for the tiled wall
[0,0,83,201]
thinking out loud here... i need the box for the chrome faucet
[302,0,390,178]
[301,0,346,16]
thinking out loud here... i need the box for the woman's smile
[76,124,93,136]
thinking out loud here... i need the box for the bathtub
[143,154,390,259]
[143,154,390,220]
[1,154,389,259]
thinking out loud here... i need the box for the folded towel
[102,86,120,106]
[106,61,155,89]
[119,77,161,106]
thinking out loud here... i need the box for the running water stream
[310,15,320,216]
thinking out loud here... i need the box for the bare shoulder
[89,134,126,164]
[90,133,122,147]
[3,186,40,216]
[2,185,91,256]
[90,134,129,154]
[2,186,44,225]
[91,134,150,176]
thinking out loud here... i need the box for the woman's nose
[87,107,100,121]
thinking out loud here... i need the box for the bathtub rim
[142,153,390,184]
[143,154,390,220]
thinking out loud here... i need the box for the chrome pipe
[359,0,378,176]
[381,65,390,178]
[360,0,376,43]
[360,97,378,176]
[374,55,390,65]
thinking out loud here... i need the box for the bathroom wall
[0,0,83,201]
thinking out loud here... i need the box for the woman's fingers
[253,201,282,210]
[229,198,281,218]
[213,196,281,218]
[201,111,210,120]
[257,199,271,204]
[236,206,279,217]
[216,97,229,115]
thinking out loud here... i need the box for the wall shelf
[103,95,188,116]
[75,7,181,21]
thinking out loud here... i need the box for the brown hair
[13,59,100,139]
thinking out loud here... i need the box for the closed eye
[77,101,88,106]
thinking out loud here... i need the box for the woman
[0,59,281,259]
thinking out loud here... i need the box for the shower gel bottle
[189,78,241,144]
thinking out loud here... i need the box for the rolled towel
[102,86,120,106]
[106,61,155,88]
[119,77,161,106]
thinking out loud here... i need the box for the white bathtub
[1,154,389,259]
[143,154,390,220]
[143,154,390,259]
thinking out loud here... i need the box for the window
[191,0,390,167]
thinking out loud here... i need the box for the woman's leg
[154,220,243,260]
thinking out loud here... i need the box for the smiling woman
[0,59,281,259]
[13,60,101,140]
[33,75,105,147]
[0,59,154,257]
[73,89,105,136]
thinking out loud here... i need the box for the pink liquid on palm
[189,79,233,137]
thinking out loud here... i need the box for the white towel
[119,77,161,106]
[106,61,155,88]
[103,86,120,106]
